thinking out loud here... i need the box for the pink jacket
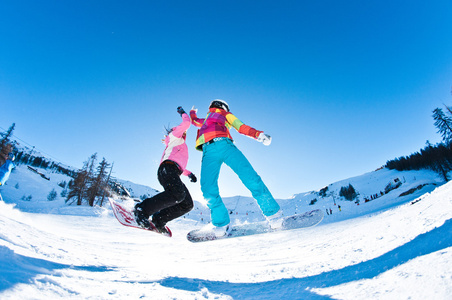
[160,113,192,176]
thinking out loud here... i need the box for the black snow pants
[136,160,193,227]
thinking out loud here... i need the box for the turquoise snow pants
[201,138,280,227]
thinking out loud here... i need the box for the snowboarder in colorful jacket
[190,99,281,237]
[134,107,196,235]
[0,153,15,187]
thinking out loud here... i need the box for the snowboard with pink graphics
[108,197,172,237]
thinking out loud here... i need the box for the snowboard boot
[134,205,151,229]
[266,210,284,230]
[149,220,172,237]
[209,224,232,238]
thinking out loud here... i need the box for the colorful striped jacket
[190,107,263,151]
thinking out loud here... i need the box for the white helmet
[209,99,229,112]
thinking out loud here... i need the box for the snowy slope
[0,165,158,214]
[0,164,451,299]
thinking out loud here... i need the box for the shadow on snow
[158,218,452,299]
[0,246,114,292]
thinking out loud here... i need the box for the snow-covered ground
[0,164,451,299]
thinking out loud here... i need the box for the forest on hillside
[386,104,452,181]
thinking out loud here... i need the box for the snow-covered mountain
[0,163,451,299]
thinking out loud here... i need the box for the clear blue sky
[1,1,451,201]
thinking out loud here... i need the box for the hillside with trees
[0,123,132,207]
[386,103,452,181]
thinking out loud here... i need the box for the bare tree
[87,157,111,206]
[67,153,97,205]
[0,123,15,165]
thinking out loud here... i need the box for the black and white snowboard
[187,209,324,243]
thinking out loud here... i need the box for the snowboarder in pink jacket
[134,107,196,235]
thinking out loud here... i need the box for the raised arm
[190,106,204,128]
[171,107,191,138]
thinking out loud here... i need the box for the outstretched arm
[190,106,204,128]
[226,112,272,145]
[225,113,262,139]
[171,107,191,138]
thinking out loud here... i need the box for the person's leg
[223,139,280,217]
[136,163,186,217]
[200,143,230,227]
[152,183,194,227]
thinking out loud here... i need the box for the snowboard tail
[187,209,324,243]
[282,209,324,229]
[108,197,172,237]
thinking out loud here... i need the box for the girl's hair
[164,123,173,135]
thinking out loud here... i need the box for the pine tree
[445,105,452,116]
[0,123,15,147]
[47,189,58,201]
[433,107,452,144]
[431,143,452,181]
[339,184,358,201]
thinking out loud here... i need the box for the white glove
[257,132,272,146]
[191,105,198,113]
